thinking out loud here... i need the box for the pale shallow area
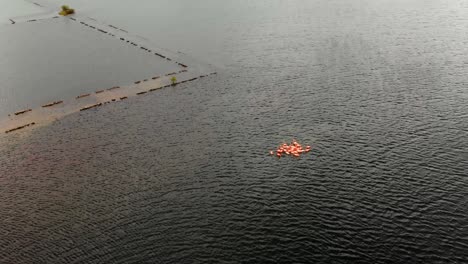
[0,0,44,24]
[0,17,183,117]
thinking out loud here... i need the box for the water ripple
[2,0,468,263]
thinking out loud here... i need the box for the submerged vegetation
[59,5,75,16]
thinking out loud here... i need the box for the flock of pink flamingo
[270,140,311,158]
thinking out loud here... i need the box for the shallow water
[0,17,182,116]
[0,0,43,24]
[1,0,468,263]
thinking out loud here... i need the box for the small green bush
[59,5,75,15]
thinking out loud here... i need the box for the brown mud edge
[5,122,36,134]
[42,101,63,108]
[14,109,32,115]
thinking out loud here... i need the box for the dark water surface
[1,0,468,263]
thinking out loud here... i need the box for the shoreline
[0,70,216,137]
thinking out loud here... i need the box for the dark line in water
[42,101,63,108]
[5,122,35,134]
[76,93,91,99]
[14,109,32,116]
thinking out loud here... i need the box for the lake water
[1,0,468,263]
